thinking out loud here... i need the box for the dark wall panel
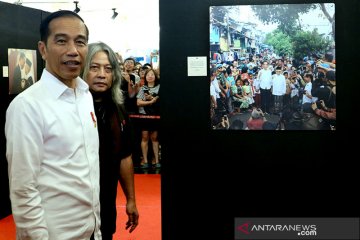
[0,2,49,219]
[160,0,359,239]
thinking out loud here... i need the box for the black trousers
[260,88,271,113]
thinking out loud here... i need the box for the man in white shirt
[302,73,314,113]
[5,10,101,240]
[272,66,287,114]
[257,61,272,114]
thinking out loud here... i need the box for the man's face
[262,62,268,69]
[86,51,113,93]
[19,57,26,69]
[124,59,135,72]
[25,63,31,75]
[145,70,156,85]
[38,16,88,84]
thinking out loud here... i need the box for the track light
[111,8,118,19]
[74,1,80,13]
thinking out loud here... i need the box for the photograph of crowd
[209,3,336,130]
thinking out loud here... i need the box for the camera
[298,88,306,95]
[144,89,149,94]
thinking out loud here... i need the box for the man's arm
[119,155,139,233]
[312,102,336,120]
[5,98,49,239]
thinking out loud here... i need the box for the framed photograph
[210,3,335,130]
[8,48,37,95]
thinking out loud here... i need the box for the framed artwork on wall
[8,48,37,95]
[209,3,335,130]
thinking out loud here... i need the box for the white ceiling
[2,0,159,57]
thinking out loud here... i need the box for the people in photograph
[302,73,314,113]
[83,42,139,239]
[136,69,161,168]
[231,78,249,113]
[121,57,140,113]
[137,66,148,91]
[311,70,336,129]
[242,79,255,107]
[12,51,26,94]
[246,108,267,130]
[271,66,286,114]
[5,10,101,240]
[257,61,272,114]
[21,57,35,91]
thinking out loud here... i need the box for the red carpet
[0,174,161,240]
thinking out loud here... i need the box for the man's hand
[125,200,139,233]
[311,102,318,111]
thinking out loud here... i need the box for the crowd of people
[210,51,336,130]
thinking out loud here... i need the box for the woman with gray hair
[82,42,139,239]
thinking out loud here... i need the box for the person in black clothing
[83,42,139,239]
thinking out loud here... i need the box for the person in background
[137,69,161,168]
[5,10,101,239]
[83,42,139,239]
[136,65,148,91]
[121,57,140,113]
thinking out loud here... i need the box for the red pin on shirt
[90,112,97,128]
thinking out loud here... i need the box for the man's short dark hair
[326,70,335,81]
[304,73,313,81]
[124,57,136,65]
[324,52,334,62]
[40,10,89,43]
[19,52,26,59]
[143,63,152,69]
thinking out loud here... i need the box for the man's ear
[38,41,46,61]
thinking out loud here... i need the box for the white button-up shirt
[272,74,287,96]
[5,69,101,240]
[303,82,313,104]
[258,69,272,90]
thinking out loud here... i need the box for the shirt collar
[40,69,89,99]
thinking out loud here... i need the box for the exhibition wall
[0,1,49,218]
[0,0,359,239]
[159,0,358,239]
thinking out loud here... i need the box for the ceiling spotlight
[74,1,80,13]
[111,8,118,19]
